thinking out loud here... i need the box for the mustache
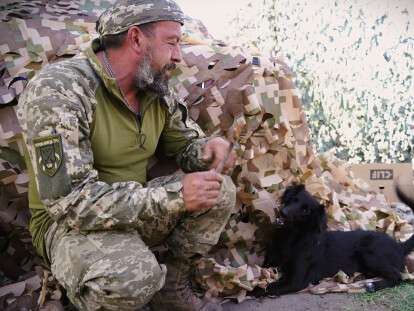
[163,63,176,72]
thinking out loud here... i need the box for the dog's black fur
[252,184,414,297]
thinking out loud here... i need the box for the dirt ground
[222,293,389,311]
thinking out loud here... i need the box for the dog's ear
[285,183,305,193]
[314,203,325,215]
[282,183,305,203]
[292,184,305,192]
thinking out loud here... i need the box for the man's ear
[127,26,146,54]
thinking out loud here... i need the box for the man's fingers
[203,137,237,173]
[203,181,221,191]
[209,149,225,170]
[204,190,220,199]
[201,198,219,209]
[203,142,213,161]
[202,170,224,182]
[223,150,237,172]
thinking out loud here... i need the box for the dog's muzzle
[274,217,285,227]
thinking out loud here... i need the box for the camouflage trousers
[44,173,236,311]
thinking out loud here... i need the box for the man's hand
[182,170,223,212]
[202,137,237,174]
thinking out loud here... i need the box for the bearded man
[17,1,236,310]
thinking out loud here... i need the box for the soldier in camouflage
[16,1,237,310]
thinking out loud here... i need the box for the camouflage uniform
[42,174,234,310]
[16,1,236,310]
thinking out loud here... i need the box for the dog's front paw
[365,282,376,293]
[250,287,267,298]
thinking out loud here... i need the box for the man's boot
[150,256,222,311]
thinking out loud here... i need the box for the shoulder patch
[33,135,63,177]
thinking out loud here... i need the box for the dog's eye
[301,205,309,212]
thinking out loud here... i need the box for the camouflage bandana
[96,0,185,37]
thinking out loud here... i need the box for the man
[17,1,237,310]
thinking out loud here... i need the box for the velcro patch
[33,135,63,177]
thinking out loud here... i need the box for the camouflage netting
[0,0,413,309]
[171,36,414,301]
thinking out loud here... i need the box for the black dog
[252,184,414,297]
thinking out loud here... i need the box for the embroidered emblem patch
[33,135,63,177]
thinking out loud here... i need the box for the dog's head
[278,184,327,231]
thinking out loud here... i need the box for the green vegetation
[347,283,414,311]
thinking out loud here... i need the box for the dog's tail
[395,185,414,255]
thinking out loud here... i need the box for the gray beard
[135,51,171,96]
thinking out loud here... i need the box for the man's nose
[171,45,182,63]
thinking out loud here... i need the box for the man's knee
[79,254,166,310]
[50,230,166,311]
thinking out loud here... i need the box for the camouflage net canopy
[171,29,414,301]
[0,0,413,308]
